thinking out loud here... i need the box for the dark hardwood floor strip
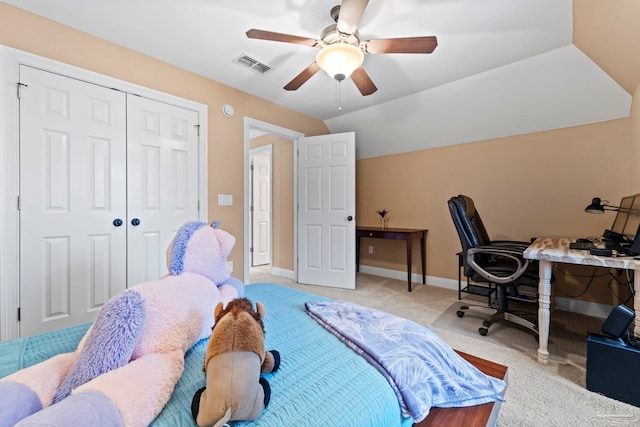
[414,351,508,427]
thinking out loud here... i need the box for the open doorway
[249,145,272,269]
[243,118,303,284]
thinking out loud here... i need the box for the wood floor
[416,351,507,426]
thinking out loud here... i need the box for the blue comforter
[305,300,507,423]
[0,284,413,427]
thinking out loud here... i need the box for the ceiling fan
[246,0,438,96]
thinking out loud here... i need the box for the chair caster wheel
[478,327,488,336]
[456,310,465,318]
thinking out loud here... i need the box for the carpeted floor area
[431,300,604,379]
[249,267,640,426]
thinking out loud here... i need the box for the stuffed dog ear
[213,302,225,322]
[256,302,266,319]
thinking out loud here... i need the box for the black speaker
[602,304,635,339]
[631,231,640,255]
[587,333,640,407]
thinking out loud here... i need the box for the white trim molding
[243,117,303,285]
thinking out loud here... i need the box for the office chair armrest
[490,240,531,250]
[467,245,530,284]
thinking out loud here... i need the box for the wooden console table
[356,226,428,292]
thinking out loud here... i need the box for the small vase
[381,218,386,230]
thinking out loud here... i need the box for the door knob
[113,218,123,227]
[131,218,141,226]
[347,216,353,221]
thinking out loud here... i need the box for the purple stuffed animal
[0,221,244,427]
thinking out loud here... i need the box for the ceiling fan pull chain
[336,80,342,111]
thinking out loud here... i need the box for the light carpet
[431,300,603,371]
[249,268,640,426]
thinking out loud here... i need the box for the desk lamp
[584,197,620,214]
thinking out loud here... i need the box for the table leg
[537,260,553,364]
[356,236,360,273]
[458,253,462,300]
[421,232,426,284]
[407,237,412,292]
[634,268,640,338]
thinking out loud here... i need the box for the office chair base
[457,305,538,338]
[456,304,496,319]
[483,311,538,338]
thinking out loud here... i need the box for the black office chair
[448,195,540,337]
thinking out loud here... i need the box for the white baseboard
[358,265,459,291]
[261,264,613,319]
[358,265,611,319]
[269,266,295,281]
[554,297,610,319]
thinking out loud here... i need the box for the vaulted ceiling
[3,0,632,158]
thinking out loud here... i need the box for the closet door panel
[19,65,127,337]
[127,96,200,286]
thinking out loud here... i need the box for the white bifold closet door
[126,95,199,286]
[19,65,199,337]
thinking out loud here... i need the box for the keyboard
[569,241,595,250]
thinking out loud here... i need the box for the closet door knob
[347,216,353,221]
[131,218,141,226]
[113,218,123,227]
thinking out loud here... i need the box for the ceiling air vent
[233,53,271,74]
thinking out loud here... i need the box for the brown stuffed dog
[191,298,280,427]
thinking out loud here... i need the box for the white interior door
[19,65,127,336]
[251,148,271,266]
[126,96,200,285]
[297,132,356,289]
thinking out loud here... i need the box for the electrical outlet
[227,261,233,272]
[368,245,374,254]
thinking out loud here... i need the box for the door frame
[249,144,273,267]
[0,45,208,340]
[243,117,303,284]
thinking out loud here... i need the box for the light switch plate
[218,194,233,206]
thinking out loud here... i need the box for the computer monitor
[623,195,640,241]
[610,195,635,235]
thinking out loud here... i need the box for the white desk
[524,237,640,364]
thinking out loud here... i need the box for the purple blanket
[305,300,506,423]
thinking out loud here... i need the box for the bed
[0,283,507,426]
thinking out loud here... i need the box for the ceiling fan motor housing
[320,23,360,47]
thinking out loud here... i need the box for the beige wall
[356,119,633,304]
[573,0,640,95]
[633,86,640,189]
[351,0,640,306]
[0,3,329,275]
[250,134,295,270]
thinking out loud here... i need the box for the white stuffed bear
[0,221,243,427]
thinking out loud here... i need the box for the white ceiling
[4,0,631,158]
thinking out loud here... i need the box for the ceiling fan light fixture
[316,43,364,81]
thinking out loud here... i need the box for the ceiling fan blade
[351,67,377,96]
[284,62,321,91]
[246,29,318,47]
[336,0,369,35]
[365,36,438,54]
